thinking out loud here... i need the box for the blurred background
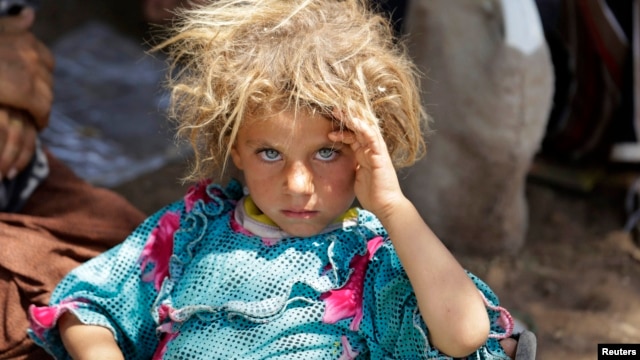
[30,0,640,359]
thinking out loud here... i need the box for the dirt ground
[112,159,640,360]
[459,178,640,360]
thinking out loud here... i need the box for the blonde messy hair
[156,0,427,181]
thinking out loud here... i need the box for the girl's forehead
[239,109,338,136]
[243,107,336,125]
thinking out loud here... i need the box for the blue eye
[316,148,338,161]
[259,149,281,161]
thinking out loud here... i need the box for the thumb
[0,7,35,33]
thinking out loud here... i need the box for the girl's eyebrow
[245,139,275,148]
[246,137,343,151]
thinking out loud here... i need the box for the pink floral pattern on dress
[184,179,214,213]
[29,300,80,340]
[338,336,360,360]
[260,237,280,246]
[481,292,515,340]
[139,211,181,290]
[152,304,180,360]
[229,213,254,237]
[152,331,179,360]
[320,236,384,331]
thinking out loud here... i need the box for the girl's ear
[230,145,244,170]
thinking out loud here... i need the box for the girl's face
[231,109,357,237]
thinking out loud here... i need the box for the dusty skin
[114,161,640,360]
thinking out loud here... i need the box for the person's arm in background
[0,7,53,180]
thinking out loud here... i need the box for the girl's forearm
[377,198,490,358]
[58,313,124,360]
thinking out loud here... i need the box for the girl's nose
[284,162,314,195]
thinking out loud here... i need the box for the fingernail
[7,168,17,180]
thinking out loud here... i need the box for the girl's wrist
[372,196,415,228]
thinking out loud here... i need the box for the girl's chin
[278,223,326,238]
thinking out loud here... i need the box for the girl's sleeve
[359,239,514,359]
[28,201,185,360]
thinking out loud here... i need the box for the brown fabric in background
[0,152,146,360]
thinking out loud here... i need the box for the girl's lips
[281,210,318,218]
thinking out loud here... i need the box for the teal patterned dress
[29,180,514,359]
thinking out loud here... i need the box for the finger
[328,129,356,144]
[0,109,29,177]
[0,109,9,162]
[10,117,36,176]
[7,46,55,128]
[329,123,376,156]
[31,33,55,71]
[0,7,35,34]
[330,109,391,165]
[343,119,384,152]
[27,75,53,129]
[22,44,55,127]
[0,74,51,131]
[0,34,54,128]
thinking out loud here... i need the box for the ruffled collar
[233,196,359,240]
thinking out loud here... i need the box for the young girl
[29,0,520,358]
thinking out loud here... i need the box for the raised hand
[328,112,406,222]
[331,111,492,358]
